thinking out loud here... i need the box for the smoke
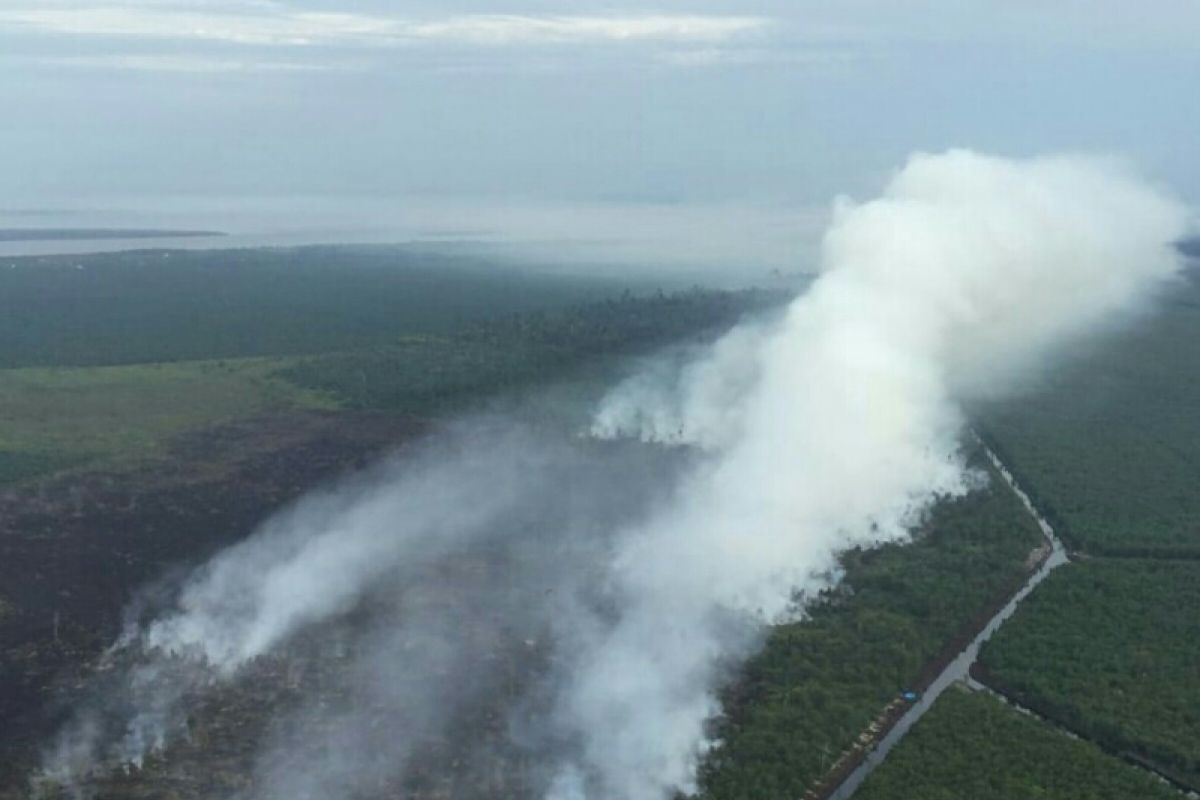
[547,150,1185,796]
[38,150,1187,800]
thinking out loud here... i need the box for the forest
[0,245,625,368]
[976,267,1200,558]
[948,260,1200,795]
[978,559,1200,788]
[281,288,782,414]
[854,686,1181,800]
[698,448,1043,799]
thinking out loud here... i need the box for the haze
[2,1,1198,275]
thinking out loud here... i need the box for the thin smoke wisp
[41,150,1188,800]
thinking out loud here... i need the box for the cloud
[404,15,768,46]
[0,5,769,48]
[653,46,861,69]
[0,7,399,46]
[15,54,347,73]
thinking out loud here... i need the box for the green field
[0,358,335,484]
[854,686,1182,800]
[698,450,1043,799]
[978,559,1200,787]
[978,270,1200,557]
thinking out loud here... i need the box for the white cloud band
[0,6,769,48]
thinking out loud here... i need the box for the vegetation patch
[281,289,783,414]
[978,270,1200,557]
[0,359,334,484]
[0,450,88,486]
[854,686,1182,800]
[0,289,781,487]
[978,558,1200,788]
[0,245,625,369]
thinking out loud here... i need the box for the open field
[0,359,335,484]
[978,559,1200,787]
[978,268,1200,557]
[698,448,1044,800]
[854,686,1182,800]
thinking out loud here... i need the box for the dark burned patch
[4,413,692,799]
[35,610,556,800]
[0,411,424,794]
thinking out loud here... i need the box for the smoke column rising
[550,150,1186,796]
[41,150,1188,799]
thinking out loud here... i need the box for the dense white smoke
[552,150,1186,796]
[41,150,1187,800]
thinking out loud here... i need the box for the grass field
[0,358,336,484]
[978,559,1200,787]
[854,686,1182,800]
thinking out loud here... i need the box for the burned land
[0,411,424,796]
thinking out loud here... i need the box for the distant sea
[0,197,824,285]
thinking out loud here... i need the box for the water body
[827,446,1070,799]
[0,228,224,242]
[0,197,822,281]
[0,227,412,259]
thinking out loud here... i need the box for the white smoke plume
[39,150,1187,800]
[553,150,1186,796]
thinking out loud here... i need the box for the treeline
[854,687,1182,800]
[281,288,785,415]
[697,447,1043,800]
[0,245,622,369]
[978,559,1200,788]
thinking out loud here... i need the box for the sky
[1,1,1197,272]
